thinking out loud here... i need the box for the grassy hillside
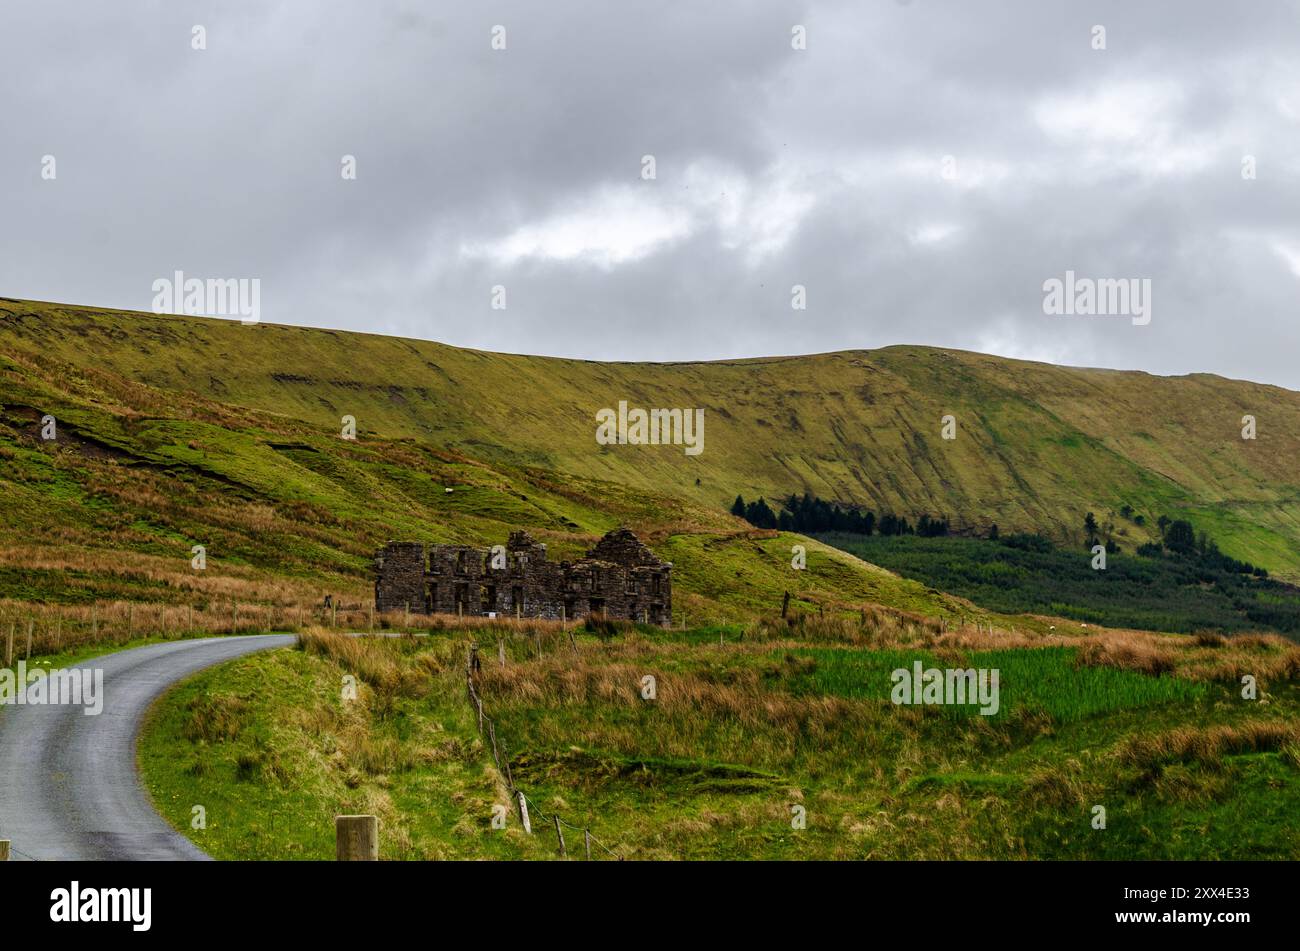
[4,297,1299,581]
[0,325,993,635]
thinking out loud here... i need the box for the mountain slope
[0,332,990,625]
[3,297,1299,579]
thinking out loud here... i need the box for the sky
[2,1,1299,387]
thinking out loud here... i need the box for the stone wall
[373,528,672,625]
[373,542,426,614]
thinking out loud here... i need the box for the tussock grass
[478,654,864,734]
[1121,722,1300,771]
[1074,629,1300,685]
[1074,638,1176,677]
[181,693,252,743]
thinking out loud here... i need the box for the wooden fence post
[25,620,33,660]
[128,604,134,639]
[55,616,62,650]
[553,816,566,857]
[5,625,12,667]
[92,606,98,640]
[335,815,378,861]
[498,638,505,667]
[0,840,9,861]
[517,792,531,834]
[332,601,337,628]
[369,600,374,635]
[231,602,237,634]
[487,719,501,771]
[584,830,592,861]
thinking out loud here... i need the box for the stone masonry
[374,528,672,626]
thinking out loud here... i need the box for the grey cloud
[1,0,1297,387]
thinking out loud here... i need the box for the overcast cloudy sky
[3,1,1299,387]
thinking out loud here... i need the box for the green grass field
[783,646,1208,721]
[138,623,1300,860]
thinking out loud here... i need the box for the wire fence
[464,643,623,860]
[0,839,42,861]
[0,596,582,668]
[0,598,358,662]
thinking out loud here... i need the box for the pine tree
[1165,519,1196,556]
[745,497,777,529]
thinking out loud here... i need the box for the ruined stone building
[374,528,672,626]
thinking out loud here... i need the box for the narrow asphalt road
[0,634,295,861]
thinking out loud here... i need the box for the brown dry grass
[0,598,325,656]
[478,654,861,733]
[1121,721,1300,771]
[0,585,585,660]
[1074,637,1177,676]
[1071,628,1300,685]
[0,543,342,603]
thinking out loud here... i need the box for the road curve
[0,634,295,861]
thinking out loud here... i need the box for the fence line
[1,596,594,667]
[5,843,41,861]
[465,645,622,860]
[0,599,349,660]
